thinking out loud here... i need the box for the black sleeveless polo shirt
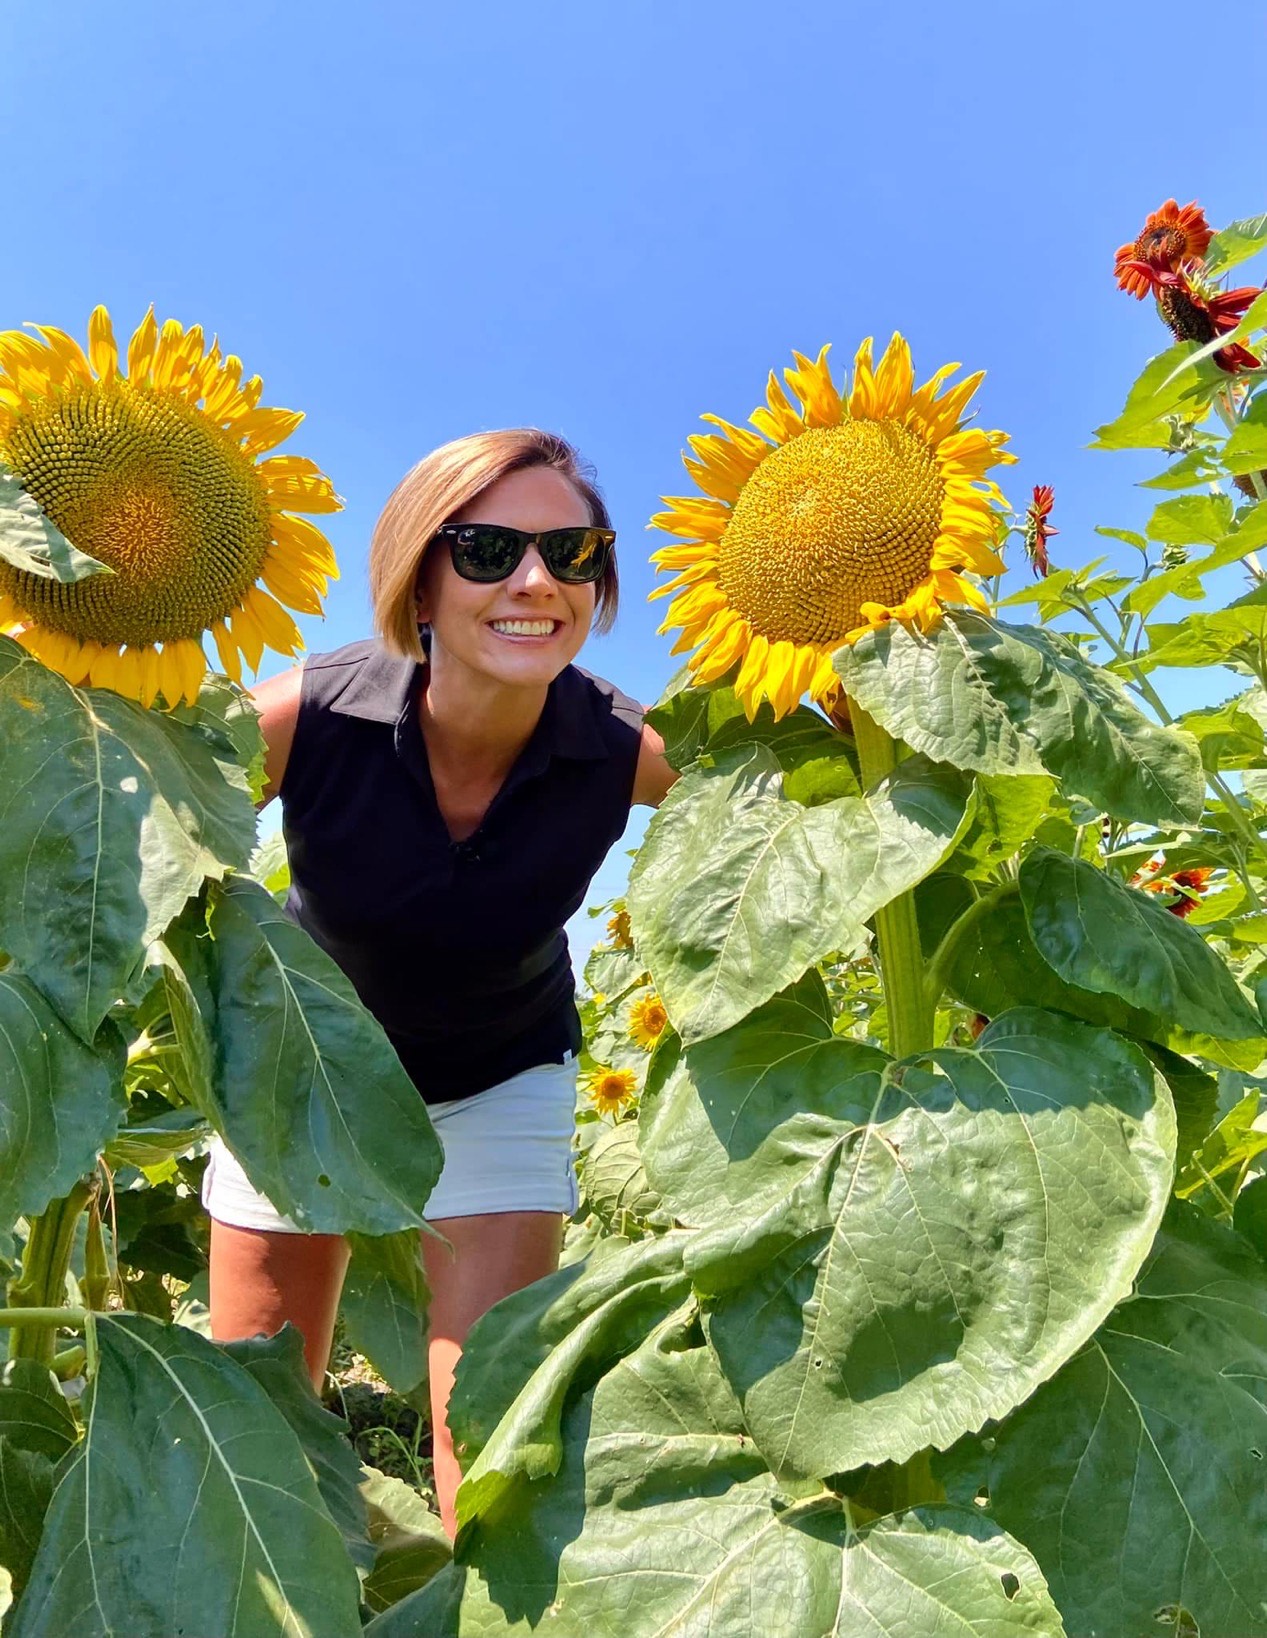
[279,638,643,1103]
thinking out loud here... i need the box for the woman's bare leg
[423,1211,562,1538]
[208,1221,350,1390]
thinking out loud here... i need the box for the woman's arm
[249,666,304,808]
[631,718,678,808]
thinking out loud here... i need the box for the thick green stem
[7,1179,94,1368]
[848,704,934,1058]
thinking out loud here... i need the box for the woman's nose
[511,546,557,595]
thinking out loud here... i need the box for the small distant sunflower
[606,908,633,949]
[1023,485,1057,578]
[628,991,668,1051]
[583,1065,637,1117]
[651,336,1013,720]
[0,306,340,706]
[1114,199,1214,298]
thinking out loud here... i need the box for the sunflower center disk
[0,385,272,646]
[716,420,945,647]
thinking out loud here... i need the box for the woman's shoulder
[566,663,645,735]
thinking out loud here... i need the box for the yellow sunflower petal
[203,355,246,421]
[235,407,305,458]
[258,457,341,514]
[242,584,304,656]
[871,334,915,415]
[175,637,208,704]
[228,601,266,673]
[750,370,805,445]
[87,306,119,382]
[126,307,159,383]
[260,551,326,615]
[210,619,244,684]
[784,345,841,428]
[29,326,93,388]
[271,512,340,577]
[649,496,732,541]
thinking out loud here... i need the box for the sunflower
[628,991,668,1051]
[1023,485,1057,578]
[582,1065,638,1117]
[0,306,340,707]
[606,908,633,949]
[650,336,1013,720]
[1114,199,1214,298]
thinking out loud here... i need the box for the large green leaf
[451,1233,693,1532]
[374,1312,1064,1638]
[360,1467,451,1615]
[578,1118,668,1233]
[647,670,859,794]
[341,1230,430,1395]
[1141,582,1267,672]
[0,462,111,584]
[221,1326,371,1570]
[174,877,443,1235]
[628,744,972,1045]
[1179,686,1267,770]
[832,610,1204,826]
[638,972,887,1230]
[0,1439,52,1604]
[1090,342,1225,451]
[938,882,1263,1071]
[681,1001,1174,1480]
[1020,848,1264,1042]
[0,1362,77,1464]
[0,975,125,1222]
[0,637,255,1040]
[11,1314,362,1638]
[1206,211,1267,275]
[941,1206,1267,1638]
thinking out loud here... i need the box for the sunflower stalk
[847,702,934,1057]
[7,1178,95,1367]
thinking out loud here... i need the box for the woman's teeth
[490,619,556,636]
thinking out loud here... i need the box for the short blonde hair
[369,428,619,658]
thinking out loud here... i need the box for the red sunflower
[1114,199,1214,298]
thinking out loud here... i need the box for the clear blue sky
[4,0,1265,957]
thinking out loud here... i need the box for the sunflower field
[0,201,1265,1637]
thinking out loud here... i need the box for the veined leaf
[0,1361,78,1464]
[0,637,254,1041]
[168,877,444,1236]
[451,1233,693,1532]
[671,993,1173,1481]
[12,1315,363,1638]
[1145,491,1235,546]
[1206,211,1267,275]
[1175,1091,1267,1200]
[0,462,112,584]
[628,744,972,1046]
[373,1312,1064,1638]
[1178,688,1267,770]
[580,1118,667,1233]
[0,1438,52,1604]
[1020,849,1264,1042]
[341,1230,430,1395]
[0,975,125,1222]
[222,1326,372,1571]
[942,1206,1267,1638]
[1091,342,1225,451]
[360,1467,451,1616]
[1223,391,1267,475]
[647,672,858,792]
[833,610,1204,827]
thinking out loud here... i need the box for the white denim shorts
[202,1055,580,1231]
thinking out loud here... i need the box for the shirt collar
[327,643,610,761]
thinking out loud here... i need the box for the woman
[204,428,676,1536]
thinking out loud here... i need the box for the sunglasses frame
[432,523,615,585]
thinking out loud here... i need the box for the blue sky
[4,0,1265,959]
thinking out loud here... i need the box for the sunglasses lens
[542,529,611,582]
[451,526,523,581]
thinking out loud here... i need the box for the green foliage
[12,1315,364,1638]
[0,462,111,584]
[832,610,1204,826]
[628,743,971,1044]
[3,202,1267,1637]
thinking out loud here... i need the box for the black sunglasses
[433,523,615,585]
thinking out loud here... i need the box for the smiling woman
[204,427,675,1538]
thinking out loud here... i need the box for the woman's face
[416,466,600,690]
